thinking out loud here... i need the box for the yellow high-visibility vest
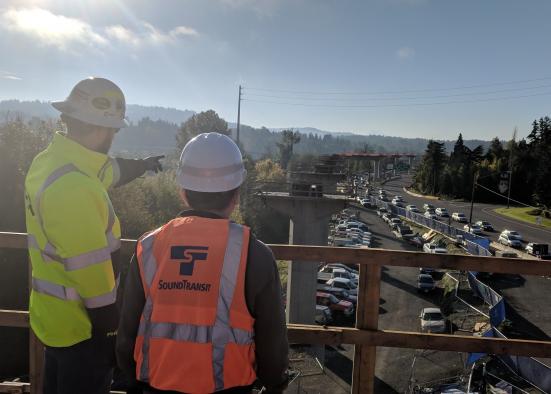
[25,132,121,347]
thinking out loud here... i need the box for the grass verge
[494,207,551,229]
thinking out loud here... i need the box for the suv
[424,210,437,220]
[417,274,436,293]
[435,208,449,217]
[452,212,468,222]
[498,233,521,248]
[406,204,420,213]
[419,308,446,333]
[423,203,435,211]
[316,292,354,318]
[501,230,522,241]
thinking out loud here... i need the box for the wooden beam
[287,325,551,358]
[0,310,29,328]
[352,264,381,393]
[269,244,551,276]
[2,232,551,276]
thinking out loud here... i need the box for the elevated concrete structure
[260,156,348,324]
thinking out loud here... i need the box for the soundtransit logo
[170,245,209,276]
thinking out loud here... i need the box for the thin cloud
[396,47,415,60]
[2,75,22,80]
[1,7,199,52]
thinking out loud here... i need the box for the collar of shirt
[178,209,224,220]
[49,131,110,180]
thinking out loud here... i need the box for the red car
[316,292,354,318]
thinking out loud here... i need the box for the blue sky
[1,0,550,140]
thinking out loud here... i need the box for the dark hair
[184,188,239,211]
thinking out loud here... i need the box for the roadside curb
[402,187,440,200]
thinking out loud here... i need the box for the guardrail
[2,232,551,394]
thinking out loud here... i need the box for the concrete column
[262,195,346,324]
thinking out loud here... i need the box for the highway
[381,176,551,340]
[381,175,551,246]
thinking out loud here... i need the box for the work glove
[142,155,164,173]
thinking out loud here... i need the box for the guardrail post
[352,264,381,394]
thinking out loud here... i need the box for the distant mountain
[1,100,491,158]
[0,100,194,125]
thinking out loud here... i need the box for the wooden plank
[3,232,551,276]
[287,325,551,358]
[0,382,29,393]
[269,244,551,276]
[352,265,381,394]
[0,310,29,328]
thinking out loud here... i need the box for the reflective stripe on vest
[137,222,254,391]
[27,164,120,271]
[32,275,120,308]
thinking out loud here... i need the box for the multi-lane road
[381,176,551,340]
[381,175,551,246]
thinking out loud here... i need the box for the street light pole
[468,172,478,228]
[236,85,242,146]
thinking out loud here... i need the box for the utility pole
[507,127,517,209]
[469,172,478,228]
[236,85,242,146]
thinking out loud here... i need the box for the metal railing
[1,232,551,394]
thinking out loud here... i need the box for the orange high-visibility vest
[134,216,256,393]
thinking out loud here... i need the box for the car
[388,218,402,228]
[316,292,354,318]
[318,266,358,284]
[435,208,449,217]
[501,230,522,241]
[419,307,447,333]
[391,198,404,207]
[417,274,436,293]
[379,195,389,202]
[317,285,358,305]
[326,278,358,295]
[419,267,434,275]
[498,233,522,248]
[377,207,389,217]
[525,243,549,256]
[395,225,414,239]
[406,204,420,213]
[423,243,447,254]
[495,250,518,258]
[475,220,494,231]
[382,213,397,223]
[361,199,372,208]
[315,305,333,325]
[452,212,468,222]
[463,224,483,235]
[394,195,404,202]
[424,211,437,220]
[423,203,435,211]
[325,263,359,276]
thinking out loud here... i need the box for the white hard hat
[52,77,129,128]
[177,133,246,192]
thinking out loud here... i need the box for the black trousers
[43,338,114,394]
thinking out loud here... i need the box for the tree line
[413,117,551,211]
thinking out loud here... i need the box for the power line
[243,83,551,102]
[242,90,551,109]
[244,76,551,96]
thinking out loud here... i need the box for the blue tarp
[466,329,495,365]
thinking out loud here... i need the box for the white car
[501,230,522,241]
[463,224,483,235]
[424,211,437,220]
[423,243,447,254]
[420,307,447,333]
[452,212,468,223]
[394,195,404,202]
[391,198,404,207]
[498,233,521,248]
[435,208,449,217]
[423,203,435,211]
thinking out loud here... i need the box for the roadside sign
[498,172,509,194]
[536,216,543,226]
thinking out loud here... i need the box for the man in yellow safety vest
[25,77,163,394]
